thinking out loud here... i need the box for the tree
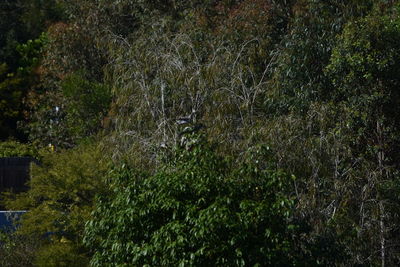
[266,0,374,114]
[0,0,63,141]
[25,20,110,148]
[3,142,109,266]
[84,135,337,266]
[325,5,400,265]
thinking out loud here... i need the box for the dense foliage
[85,140,318,266]
[2,0,400,266]
[3,143,109,265]
[0,0,62,141]
[0,140,37,158]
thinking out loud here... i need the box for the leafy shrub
[84,136,322,266]
[0,140,38,158]
[3,142,109,266]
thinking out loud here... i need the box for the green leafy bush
[0,140,38,158]
[84,137,321,266]
[3,142,109,266]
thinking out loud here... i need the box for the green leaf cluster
[3,142,109,266]
[0,140,38,158]
[85,138,323,266]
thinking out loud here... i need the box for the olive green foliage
[4,143,109,266]
[0,233,89,267]
[0,232,41,267]
[34,242,89,267]
[62,72,112,139]
[85,137,328,266]
[0,140,38,157]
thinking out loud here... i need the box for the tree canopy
[2,0,400,266]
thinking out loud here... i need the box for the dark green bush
[84,137,323,266]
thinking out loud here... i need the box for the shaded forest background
[1,0,400,266]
